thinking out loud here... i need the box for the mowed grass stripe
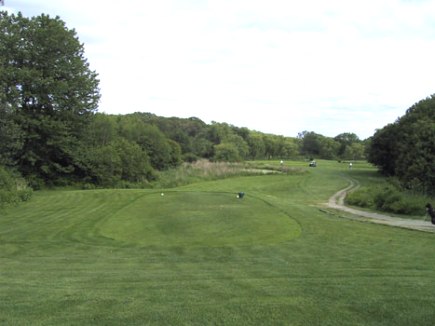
[1,161,435,325]
[0,190,151,246]
[1,189,300,248]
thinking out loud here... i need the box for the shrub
[82,183,96,190]
[0,189,16,205]
[0,166,15,190]
[374,185,402,211]
[346,183,428,216]
[0,166,33,206]
[346,187,373,208]
[17,189,33,202]
[182,152,199,163]
[213,143,241,162]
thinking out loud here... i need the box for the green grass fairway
[99,191,301,246]
[1,161,434,325]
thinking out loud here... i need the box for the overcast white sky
[4,0,435,139]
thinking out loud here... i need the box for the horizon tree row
[0,10,368,188]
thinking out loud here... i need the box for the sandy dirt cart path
[325,177,435,233]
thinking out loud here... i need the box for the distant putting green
[99,191,301,246]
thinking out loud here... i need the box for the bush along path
[325,176,435,233]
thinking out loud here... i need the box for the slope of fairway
[99,191,301,246]
[1,161,434,325]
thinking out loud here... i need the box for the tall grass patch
[154,159,288,188]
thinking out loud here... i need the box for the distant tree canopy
[368,95,435,195]
[11,11,435,193]
[297,131,365,161]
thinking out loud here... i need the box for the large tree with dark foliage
[334,133,360,159]
[368,95,435,194]
[0,11,100,183]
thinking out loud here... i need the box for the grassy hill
[0,161,434,325]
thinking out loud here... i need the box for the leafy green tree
[0,12,100,183]
[298,131,322,157]
[225,134,249,160]
[368,95,435,194]
[343,142,366,160]
[137,125,173,170]
[167,139,182,168]
[81,144,122,186]
[214,143,240,162]
[262,135,284,159]
[191,136,214,159]
[334,133,360,158]
[152,116,207,155]
[207,122,233,144]
[279,137,299,159]
[117,115,174,170]
[78,138,154,185]
[262,135,276,159]
[368,123,400,176]
[318,137,340,160]
[247,132,266,159]
[232,126,250,142]
[396,119,434,191]
[0,105,23,166]
[113,138,153,182]
[168,129,191,153]
[117,114,145,143]
[86,113,117,147]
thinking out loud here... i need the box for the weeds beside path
[326,176,435,233]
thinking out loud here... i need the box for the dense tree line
[368,96,435,195]
[13,110,365,187]
[0,11,371,194]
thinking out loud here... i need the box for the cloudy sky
[4,0,435,139]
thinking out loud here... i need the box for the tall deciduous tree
[367,123,400,176]
[0,12,100,183]
[334,133,360,159]
[298,131,322,157]
[213,143,240,162]
[368,95,435,194]
[247,132,266,159]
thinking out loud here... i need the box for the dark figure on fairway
[426,203,435,225]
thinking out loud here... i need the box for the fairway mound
[326,178,435,233]
[98,191,301,247]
